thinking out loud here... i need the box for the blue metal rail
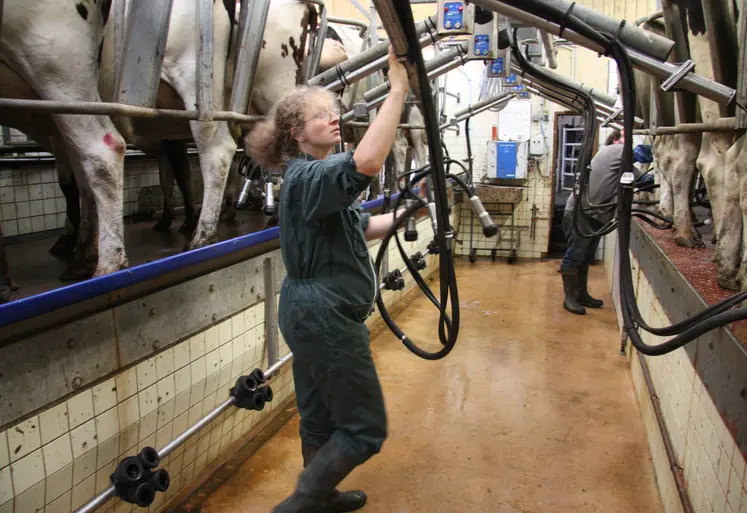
[0,195,391,333]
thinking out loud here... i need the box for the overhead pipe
[632,117,737,135]
[229,0,271,115]
[308,14,437,88]
[471,0,736,106]
[452,91,515,119]
[341,58,467,123]
[362,41,469,102]
[73,353,293,513]
[322,28,444,93]
[510,62,617,106]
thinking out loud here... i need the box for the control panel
[504,72,521,86]
[487,49,511,78]
[437,0,475,36]
[468,10,497,59]
[487,141,528,179]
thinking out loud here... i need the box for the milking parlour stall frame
[0,2,745,513]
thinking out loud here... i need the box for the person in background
[247,46,410,513]
[560,129,649,315]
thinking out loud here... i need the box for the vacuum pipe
[308,14,437,88]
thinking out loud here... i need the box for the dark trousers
[279,285,388,465]
[560,210,601,271]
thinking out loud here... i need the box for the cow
[0,0,322,301]
[635,2,745,291]
[0,0,129,282]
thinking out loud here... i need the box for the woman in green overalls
[248,46,410,513]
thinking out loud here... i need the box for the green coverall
[278,150,388,466]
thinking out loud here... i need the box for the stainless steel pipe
[362,41,468,102]
[510,63,616,106]
[452,91,516,119]
[302,3,328,83]
[632,117,738,135]
[471,0,736,105]
[72,352,294,513]
[323,29,444,93]
[540,30,558,69]
[308,14,437,88]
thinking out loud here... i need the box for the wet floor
[196,260,664,513]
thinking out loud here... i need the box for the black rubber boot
[271,440,365,513]
[301,442,367,513]
[578,265,604,308]
[561,268,586,315]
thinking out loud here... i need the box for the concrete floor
[197,260,664,513]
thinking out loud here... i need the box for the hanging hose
[500,0,747,356]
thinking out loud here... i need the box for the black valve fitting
[230,373,274,411]
[427,240,440,255]
[383,269,405,291]
[410,252,427,271]
[111,447,169,507]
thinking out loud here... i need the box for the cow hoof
[717,275,740,291]
[711,235,717,245]
[220,209,237,223]
[674,235,704,249]
[184,236,217,252]
[59,264,96,282]
[92,260,129,278]
[153,218,173,233]
[0,285,11,303]
[49,234,77,259]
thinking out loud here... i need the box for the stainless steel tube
[72,353,294,513]
[453,91,515,118]
[229,0,271,114]
[472,0,736,105]
[0,98,263,123]
[308,14,437,88]
[363,41,468,102]
[632,118,737,135]
[323,30,444,92]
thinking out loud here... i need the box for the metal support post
[229,0,271,115]
[632,118,738,135]
[115,0,174,108]
[540,30,557,69]
[471,0,736,106]
[737,0,747,128]
[263,258,279,365]
[197,0,214,121]
[302,2,328,84]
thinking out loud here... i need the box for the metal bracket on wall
[264,257,279,365]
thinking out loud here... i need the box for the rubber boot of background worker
[578,264,603,308]
[302,442,367,512]
[561,268,586,315]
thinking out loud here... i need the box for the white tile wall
[612,249,747,513]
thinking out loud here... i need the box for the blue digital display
[443,2,464,30]
[473,34,490,56]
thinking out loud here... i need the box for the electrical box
[487,49,511,77]
[437,1,475,36]
[468,11,497,59]
[530,135,546,155]
[487,140,528,179]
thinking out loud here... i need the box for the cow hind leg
[153,151,176,233]
[185,121,236,250]
[48,139,81,259]
[0,227,18,303]
[670,135,703,248]
[162,140,198,235]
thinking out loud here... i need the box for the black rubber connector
[231,374,273,411]
[113,456,144,484]
[150,469,170,492]
[139,447,160,469]
[128,482,156,508]
[250,368,266,385]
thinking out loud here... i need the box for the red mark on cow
[103,133,125,157]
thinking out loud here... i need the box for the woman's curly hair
[246,86,338,169]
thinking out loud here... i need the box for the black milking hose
[504,0,747,354]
